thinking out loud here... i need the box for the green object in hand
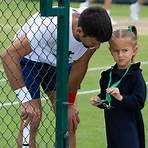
[98,65,131,109]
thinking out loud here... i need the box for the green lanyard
[98,65,131,109]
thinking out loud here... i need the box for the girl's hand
[90,96,102,106]
[106,87,123,101]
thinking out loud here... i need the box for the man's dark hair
[78,6,112,43]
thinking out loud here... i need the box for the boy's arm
[68,48,97,133]
[0,35,39,127]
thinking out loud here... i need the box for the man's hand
[68,104,80,134]
[20,100,41,128]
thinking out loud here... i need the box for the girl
[90,26,147,148]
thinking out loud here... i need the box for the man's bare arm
[0,35,32,90]
[68,48,97,92]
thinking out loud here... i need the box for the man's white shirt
[15,7,87,66]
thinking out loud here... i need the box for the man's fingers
[69,116,74,133]
[30,112,40,128]
[21,112,28,120]
[73,114,80,130]
[23,112,33,127]
[69,110,80,133]
[68,104,80,134]
[73,110,80,131]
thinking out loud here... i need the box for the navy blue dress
[98,63,147,148]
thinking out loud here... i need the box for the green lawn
[0,1,148,147]
[71,2,148,17]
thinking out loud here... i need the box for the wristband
[68,92,76,104]
[14,86,32,103]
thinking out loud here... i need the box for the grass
[0,1,148,147]
[71,2,148,17]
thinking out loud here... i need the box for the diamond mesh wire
[0,0,57,147]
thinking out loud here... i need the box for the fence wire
[0,0,57,147]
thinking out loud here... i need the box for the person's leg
[89,0,96,4]
[80,0,90,8]
[16,58,43,147]
[130,0,144,21]
[80,0,96,7]
[104,0,112,18]
[130,0,140,21]
[104,0,112,10]
[104,0,117,25]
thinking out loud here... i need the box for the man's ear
[75,26,84,37]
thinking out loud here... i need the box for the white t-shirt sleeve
[14,12,39,41]
[26,15,57,51]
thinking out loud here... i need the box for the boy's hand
[106,88,123,101]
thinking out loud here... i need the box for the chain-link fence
[0,0,69,147]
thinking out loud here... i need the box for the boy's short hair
[78,6,112,43]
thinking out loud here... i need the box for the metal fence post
[40,0,69,148]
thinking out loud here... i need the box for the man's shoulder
[70,7,87,14]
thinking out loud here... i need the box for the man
[1,6,112,148]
